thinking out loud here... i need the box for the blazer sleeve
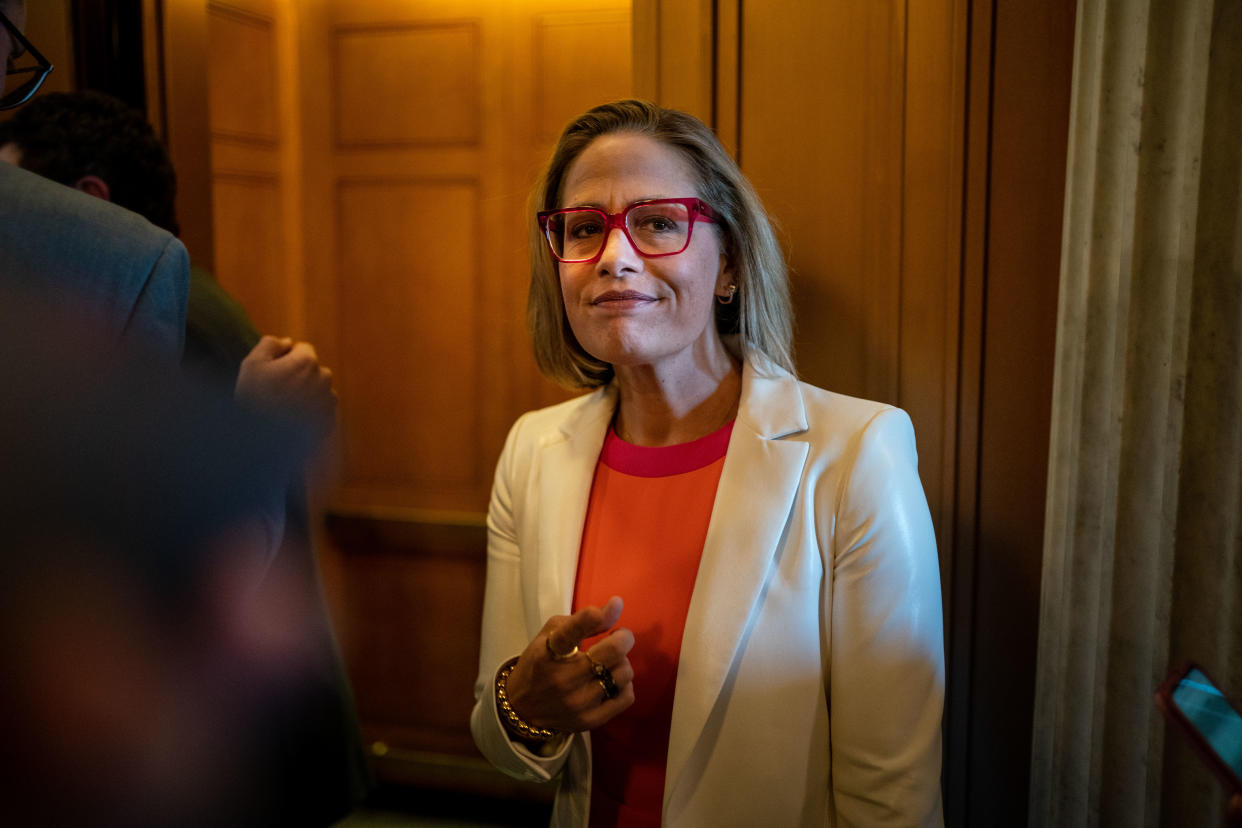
[470,414,573,781]
[827,407,945,827]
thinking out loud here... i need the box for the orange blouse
[571,420,734,828]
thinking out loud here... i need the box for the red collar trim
[600,420,734,478]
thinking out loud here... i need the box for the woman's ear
[715,256,737,298]
[73,174,111,202]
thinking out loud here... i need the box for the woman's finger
[586,626,635,665]
[578,682,636,731]
[546,596,624,657]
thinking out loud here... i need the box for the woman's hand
[503,595,635,735]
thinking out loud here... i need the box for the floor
[333,785,553,828]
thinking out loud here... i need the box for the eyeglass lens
[547,202,696,261]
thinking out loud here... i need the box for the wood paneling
[740,1,905,406]
[207,3,279,145]
[533,10,632,141]
[899,0,968,555]
[327,514,488,757]
[201,0,296,340]
[964,0,1075,823]
[335,178,484,502]
[631,0,714,124]
[211,172,286,333]
[149,0,624,793]
[160,0,216,270]
[289,0,631,778]
[334,22,481,148]
[946,0,993,819]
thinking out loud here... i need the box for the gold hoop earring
[717,284,737,305]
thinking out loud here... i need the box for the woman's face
[556,132,733,375]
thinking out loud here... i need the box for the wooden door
[203,0,302,337]
[156,0,632,788]
[288,0,633,781]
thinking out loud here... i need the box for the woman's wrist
[495,658,561,745]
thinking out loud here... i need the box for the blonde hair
[528,99,795,389]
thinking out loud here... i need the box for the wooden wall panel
[328,516,488,757]
[160,0,216,270]
[945,0,993,819]
[739,0,905,406]
[533,10,632,141]
[202,0,297,342]
[631,0,714,123]
[334,23,481,148]
[964,0,1075,822]
[282,0,631,784]
[335,178,484,503]
[207,3,278,145]
[900,0,968,559]
[211,173,287,334]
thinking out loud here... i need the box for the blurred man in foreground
[2,6,367,823]
[0,88,371,824]
[0,303,319,827]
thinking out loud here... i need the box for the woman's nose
[596,225,642,275]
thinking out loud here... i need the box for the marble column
[1030,1,1242,826]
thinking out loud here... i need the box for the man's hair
[0,90,179,234]
[527,99,795,389]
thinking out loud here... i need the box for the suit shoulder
[497,387,606,456]
[788,380,920,474]
[796,380,900,432]
[0,162,175,259]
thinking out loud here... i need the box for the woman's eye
[636,215,679,233]
[567,220,603,239]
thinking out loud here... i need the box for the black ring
[592,662,619,699]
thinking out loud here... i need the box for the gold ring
[545,637,580,662]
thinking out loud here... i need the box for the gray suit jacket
[0,161,189,356]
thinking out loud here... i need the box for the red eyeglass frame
[536,197,719,264]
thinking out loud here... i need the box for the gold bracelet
[496,660,558,743]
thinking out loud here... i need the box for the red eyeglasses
[537,197,718,264]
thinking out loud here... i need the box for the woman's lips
[591,290,657,309]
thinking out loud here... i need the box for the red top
[572,420,734,828]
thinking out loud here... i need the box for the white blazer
[471,361,944,827]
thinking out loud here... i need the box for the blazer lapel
[534,387,617,625]
[665,364,810,803]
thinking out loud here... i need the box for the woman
[471,100,944,827]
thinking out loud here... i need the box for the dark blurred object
[70,0,145,111]
[0,292,318,827]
